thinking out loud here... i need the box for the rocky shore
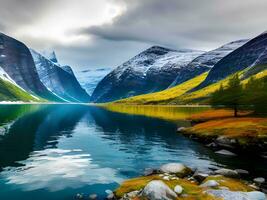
[112,163,266,200]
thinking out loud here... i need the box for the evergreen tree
[210,74,243,117]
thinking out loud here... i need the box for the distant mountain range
[1,31,267,104]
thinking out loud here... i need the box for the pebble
[200,180,220,188]
[174,185,183,194]
[215,149,237,156]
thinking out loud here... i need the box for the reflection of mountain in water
[0,105,88,170]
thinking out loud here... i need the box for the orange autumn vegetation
[189,109,252,122]
[185,117,267,138]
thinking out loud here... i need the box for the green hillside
[0,78,40,102]
[113,67,267,105]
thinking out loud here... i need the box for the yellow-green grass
[0,78,39,102]
[114,72,209,105]
[115,175,253,200]
[171,69,267,104]
[113,69,267,105]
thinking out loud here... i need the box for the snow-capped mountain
[30,50,90,102]
[195,31,267,90]
[169,39,249,87]
[0,32,60,101]
[75,67,112,95]
[91,46,204,103]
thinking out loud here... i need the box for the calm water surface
[0,104,266,200]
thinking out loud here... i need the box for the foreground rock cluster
[113,163,266,200]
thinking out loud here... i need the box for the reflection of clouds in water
[2,149,121,191]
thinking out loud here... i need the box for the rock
[126,190,140,198]
[207,189,266,200]
[215,149,237,156]
[193,172,209,183]
[214,168,239,178]
[253,177,265,184]
[89,194,97,200]
[163,176,170,181]
[200,180,220,188]
[160,163,192,177]
[216,136,236,148]
[174,185,183,194]
[106,193,114,200]
[206,142,218,148]
[75,193,84,199]
[177,127,186,132]
[142,180,177,200]
[235,169,249,176]
[144,168,158,176]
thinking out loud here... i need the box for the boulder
[142,180,177,200]
[160,163,192,177]
[235,169,249,176]
[193,172,209,183]
[200,180,220,188]
[253,177,265,184]
[207,189,266,200]
[215,149,237,156]
[214,168,239,178]
[174,185,183,194]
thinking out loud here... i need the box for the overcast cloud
[0,0,267,71]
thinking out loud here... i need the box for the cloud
[0,0,267,70]
[82,0,267,50]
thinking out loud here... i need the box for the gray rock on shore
[214,168,239,178]
[142,180,177,200]
[207,189,266,200]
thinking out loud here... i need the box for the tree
[210,74,243,117]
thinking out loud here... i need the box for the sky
[0,0,267,71]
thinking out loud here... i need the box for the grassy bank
[181,109,267,149]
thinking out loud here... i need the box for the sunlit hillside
[114,67,267,105]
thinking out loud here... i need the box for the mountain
[91,46,204,103]
[0,32,60,101]
[0,67,39,102]
[75,67,112,95]
[169,39,249,87]
[194,32,267,90]
[30,50,90,102]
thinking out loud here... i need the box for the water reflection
[0,104,266,200]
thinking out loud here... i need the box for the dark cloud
[83,0,267,50]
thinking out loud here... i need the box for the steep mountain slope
[115,68,267,105]
[30,50,90,102]
[194,32,267,90]
[0,67,38,101]
[91,46,204,103]
[114,72,208,105]
[0,33,61,101]
[169,39,248,87]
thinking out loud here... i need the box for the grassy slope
[0,78,39,102]
[115,72,209,104]
[115,69,267,105]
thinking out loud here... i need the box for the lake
[0,104,266,199]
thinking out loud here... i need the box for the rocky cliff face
[30,50,90,102]
[169,39,248,87]
[0,33,60,101]
[91,46,204,103]
[194,32,267,90]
